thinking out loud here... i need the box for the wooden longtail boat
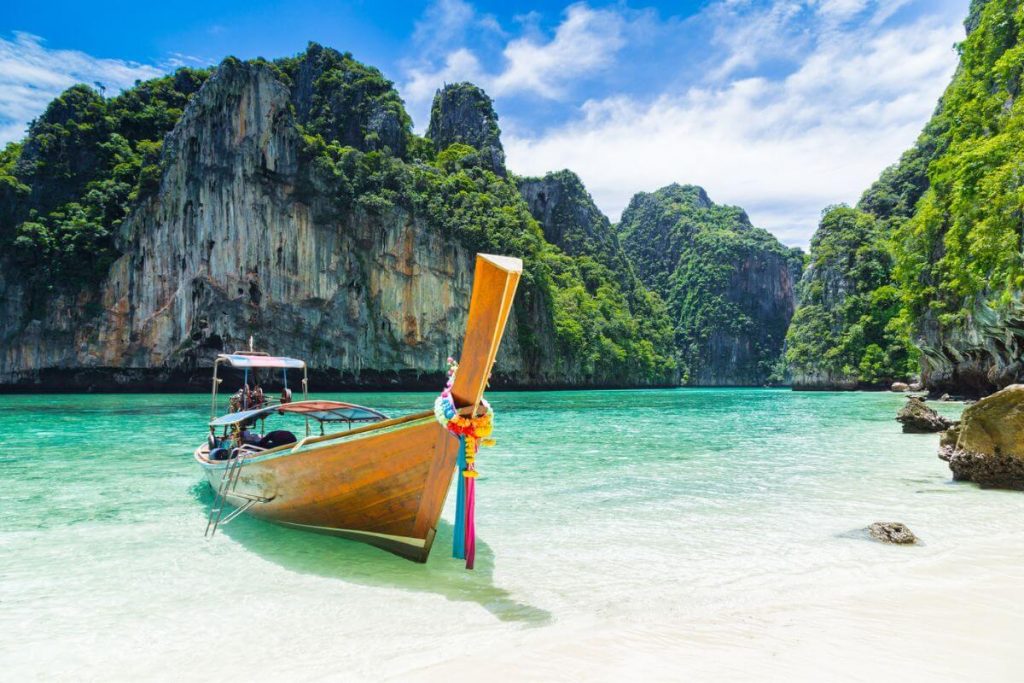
[194,254,522,561]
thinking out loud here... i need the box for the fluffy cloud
[0,32,163,145]
[403,2,632,107]
[505,2,963,246]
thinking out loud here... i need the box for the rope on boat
[434,357,495,570]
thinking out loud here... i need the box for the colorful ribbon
[434,357,494,570]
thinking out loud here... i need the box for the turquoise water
[1,389,1022,680]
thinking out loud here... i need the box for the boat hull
[196,414,460,561]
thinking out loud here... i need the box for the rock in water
[868,522,917,545]
[891,382,910,392]
[897,396,953,433]
[938,384,1024,489]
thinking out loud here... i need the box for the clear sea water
[1,389,1022,681]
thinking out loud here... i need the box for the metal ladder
[205,451,268,537]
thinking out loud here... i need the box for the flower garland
[434,357,495,569]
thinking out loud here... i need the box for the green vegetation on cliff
[894,0,1024,326]
[0,45,676,386]
[789,0,1024,392]
[619,184,802,385]
[785,207,916,386]
[0,69,211,299]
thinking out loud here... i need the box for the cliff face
[791,0,1024,396]
[618,184,802,386]
[427,83,505,175]
[518,170,638,289]
[517,170,680,382]
[785,207,914,390]
[0,60,491,389]
[0,47,683,390]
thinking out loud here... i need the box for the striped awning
[209,400,387,427]
[219,354,306,369]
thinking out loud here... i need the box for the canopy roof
[209,400,388,427]
[218,354,306,369]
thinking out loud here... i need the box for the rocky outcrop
[0,47,689,391]
[896,397,953,433]
[786,207,913,391]
[938,384,1024,489]
[891,382,910,392]
[518,169,641,295]
[868,522,917,545]
[285,44,411,158]
[427,83,505,175]
[918,300,1024,398]
[618,184,802,386]
[0,58,518,390]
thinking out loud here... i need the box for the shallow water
[1,389,1021,681]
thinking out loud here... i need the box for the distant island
[0,0,1021,397]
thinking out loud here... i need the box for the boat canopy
[218,354,306,369]
[209,400,388,427]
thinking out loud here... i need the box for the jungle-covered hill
[0,43,798,390]
[787,0,1024,396]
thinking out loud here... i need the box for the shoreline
[0,367,787,394]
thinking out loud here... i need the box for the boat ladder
[205,452,270,538]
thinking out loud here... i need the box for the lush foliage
[785,206,917,385]
[2,45,676,385]
[298,135,678,383]
[788,0,1024,387]
[272,44,413,158]
[894,0,1024,332]
[620,184,802,384]
[517,170,678,381]
[0,69,211,297]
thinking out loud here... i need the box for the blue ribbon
[453,436,467,560]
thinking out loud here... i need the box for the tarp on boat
[209,400,387,427]
[218,354,306,369]
[278,401,388,423]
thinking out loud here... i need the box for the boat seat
[258,430,297,449]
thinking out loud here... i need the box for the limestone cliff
[0,47,678,390]
[617,184,802,386]
[518,170,634,283]
[427,83,505,176]
[0,59,483,389]
[790,0,1024,396]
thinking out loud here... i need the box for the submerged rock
[939,384,1024,489]
[891,382,910,392]
[897,396,954,433]
[868,522,917,544]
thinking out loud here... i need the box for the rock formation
[939,384,1024,488]
[618,184,802,386]
[896,397,953,433]
[792,0,1024,395]
[427,83,505,176]
[518,170,633,281]
[0,46,679,390]
[868,522,917,545]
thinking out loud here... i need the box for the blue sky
[1,0,971,246]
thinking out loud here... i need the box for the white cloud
[402,2,631,109]
[412,0,478,47]
[0,32,163,145]
[505,2,963,247]
[490,4,626,98]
